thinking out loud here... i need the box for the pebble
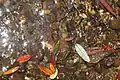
[110,18,120,29]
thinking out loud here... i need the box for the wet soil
[0,0,120,80]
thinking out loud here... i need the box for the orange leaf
[50,63,55,73]
[17,55,32,63]
[3,66,19,75]
[39,65,52,76]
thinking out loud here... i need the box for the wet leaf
[17,55,32,63]
[75,44,90,62]
[50,68,58,79]
[50,63,55,73]
[3,66,19,75]
[39,65,52,76]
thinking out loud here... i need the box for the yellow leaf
[50,68,58,79]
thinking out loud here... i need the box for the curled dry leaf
[39,65,53,76]
[17,55,32,63]
[75,44,90,62]
[3,66,19,75]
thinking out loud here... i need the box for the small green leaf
[75,44,90,62]
[54,40,60,56]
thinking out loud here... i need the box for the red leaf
[103,44,115,52]
[3,66,19,75]
[50,54,56,66]
[39,65,52,76]
[118,71,120,80]
[100,0,116,16]
[17,55,32,63]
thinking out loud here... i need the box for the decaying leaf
[39,65,53,76]
[3,66,19,75]
[50,68,58,79]
[17,55,32,63]
[75,44,90,62]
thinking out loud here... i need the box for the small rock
[110,18,120,29]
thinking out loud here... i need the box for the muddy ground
[0,0,120,80]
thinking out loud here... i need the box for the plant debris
[75,43,90,62]
[0,0,120,79]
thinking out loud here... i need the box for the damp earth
[0,0,120,80]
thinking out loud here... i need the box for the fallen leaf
[50,54,56,66]
[17,55,32,63]
[3,66,19,75]
[50,63,55,73]
[75,44,90,62]
[39,65,52,76]
[54,40,60,55]
[50,68,58,79]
